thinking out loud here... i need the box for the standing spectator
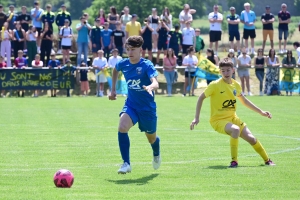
[90,18,102,59]
[293,42,300,58]
[32,54,43,97]
[6,5,18,30]
[82,13,92,52]
[240,2,256,55]
[206,48,219,85]
[163,48,177,96]
[0,55,6,97]
[101,22,113,60]
[14,50,27,97]
[31,1,44,53]
[254,48,266,96]
[227,7,240,55]
[261,5,275,52]
[182,46,198,97]
[78,62,90,97]
[208,5,223,55]
[282,50,296,96]
[108,6,119,31]
[40,22,53,66]
[265,48,280,95]
[195,28,205,53]
[18,6,31,32]
[76,16,92,66]
[149,8,159,52]
[141,18,153,61]
[179,4,193,30]
[0,22,12,67]
[120,7,131,32]
[26,25,37,67]
[92,50,108,97]
[12,21,26,59]
[0,5,8,29]
[227,49,237,79]
[41,4,55,30]
[60,19,73,64]
[156,19,170,66]
[181,21,195,59]
[107,48,122,92]
[237,48,252,96]
[125,14,141,38]
[112,21,125,57]
[278,3,291,54]
[55,4,72,54]
[168,25,182,63]
[161,7,172,29]
[60,59,76,97]
[97,9,106,26]
[47,53,61,97]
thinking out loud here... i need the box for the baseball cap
[34,1,39,5]
[265,5,270,9]
[174,24,180,29]
[132,14,137,18]
[61,4,66,7]
[229,49,235,53]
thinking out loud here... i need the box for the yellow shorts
[263,30,274,41]
[210,116,247,135]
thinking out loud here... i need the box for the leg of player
[117,113,133,174]
[240,126,276,166]
[225,123,240,168]
[145,132,161,170]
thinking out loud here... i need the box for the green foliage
[227,0,255,14]
[295,0,300,10]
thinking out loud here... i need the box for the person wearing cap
[31,1,44,53]
[208,5,223,55]
[112,21,125,57]
[56,4,72,54]
[108,36,161,174]
[227,7,240,55]
[261,6,275,53]
[18,6,32,32]
[41,4,55,30]
[0,5,8,30]
[195,28,205,53]
[76,16,92,66]
[6,5,18,31]
[278,3,291,54]
[125,14,141,39]
[91,18,102,59]
[59,19,73,64]
[61,59,76,97]
[168,24,182,63]
[141,17,154,61]
[92,50,108,97]
[240,2,257,55]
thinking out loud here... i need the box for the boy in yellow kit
[190,58,275,167]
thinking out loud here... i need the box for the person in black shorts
[156,19,170,66]
[112,21,125,57]
[141,18,153,61]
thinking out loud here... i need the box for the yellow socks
[252,140,269,162]
[230,137,239,161]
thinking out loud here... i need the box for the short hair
[80,62,86,66]
[35,54,40,58]
[46,4,52,8]
[125,36,144,48]
[244,2,250,7]
[187,46,194,53]
[97,50,104,53]
[293,42,300,47]
[18,50,23,53]
[21,6,27,9]
[219,58,234,68]
[281,3,287,7]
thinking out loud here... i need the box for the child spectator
[48,53,61,97]
[195,28,205,53]
[112,21,125,57]
[61,59,76,97]
[14,50,27,97]
[101,22,113,60]
[92,50,108,97]
[108,49,122,92]
[78,62,90,96]
[141,18,154,61]
[156,19,170,66]
[91,19,102,59]
[31,54,43,97]
[60,19,73,64]
[0,56,6,97]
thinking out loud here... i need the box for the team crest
[136,67,142,75]
[233,89,237,96]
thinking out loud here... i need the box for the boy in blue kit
[108,36,161,174]
[47,53,61,97]
[101,22,113,60]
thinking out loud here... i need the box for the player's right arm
[109,68,119,100]
[190,92,206,130]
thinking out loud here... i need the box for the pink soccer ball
[53,169,74,188]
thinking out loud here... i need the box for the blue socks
[151,136,160,156]
[118,132,130,165]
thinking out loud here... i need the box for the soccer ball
[53,169,74,188]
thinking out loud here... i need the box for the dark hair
[219,58,233,68]
[293,42,300,47]
[110,6,117,15]
[286,50,294,64]
[162,7,170,16]
[227,52,234,58]
[268,48,276,58]
[257,48,263,56]
[98,9,106,19]
[206,48,216,64]
[125,36,144,48]
[167,48,175,58]
[187,46,194,54]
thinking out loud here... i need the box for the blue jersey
[116,58,158,112]
[48,60,61,68]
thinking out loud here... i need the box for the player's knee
[231,126,240,138]
[118,123,130,133]
[147,137,156,144]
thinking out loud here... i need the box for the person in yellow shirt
[190,58,275,168]
[125,14,141,39]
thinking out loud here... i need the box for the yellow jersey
[125,21,141,36]
[204,78,242,122]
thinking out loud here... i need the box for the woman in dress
[264,48,280,95]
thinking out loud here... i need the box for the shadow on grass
[106,173,159,185]
[206,165,266,170]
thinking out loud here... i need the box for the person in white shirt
[208,5,223,55]
[237,49,253,96]
[92,50,108,97]
[293,42,300,59]
[160,7,172,29]
[182,46,198,96]
[59,19,73,64]
[108,48,122,93]
[31,54,43,97]
[179,4,193,30]
[181,21,196,58]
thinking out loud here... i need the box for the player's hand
[108,90,117,100]
[261,111,272,119]
[143,85,153,96]
[190,118,199,130]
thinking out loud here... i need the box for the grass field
[0,96,300,199]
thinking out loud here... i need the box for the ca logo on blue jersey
[127,79,141,90]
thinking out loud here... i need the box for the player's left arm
[237,95,272,119]
[143,77,159,96]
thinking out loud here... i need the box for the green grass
[0,96,300,199]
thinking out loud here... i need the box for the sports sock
[230,137,239,161]
[252,140,269,162]
[118,132,130,165]
[151,136,160,156]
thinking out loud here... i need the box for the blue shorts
[278,29,288,40]
[229,31,240,41]
[120,105,157,134]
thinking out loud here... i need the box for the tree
[227,0,255,14]
[295,0,300,10]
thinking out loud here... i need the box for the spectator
[168,24,182,63]
[91,18,102,59]
[179,4,193,30]
[6,5,18,30]
[293,42,300,58]
[125,14,141,38]
[161,7,172,29]
[112,21,125,57]
[41,4,55,30]
[227,7,240,55]
[14,50,27,97]
[31,54,43,97]
[76,16,92,66]
[0,55,6,97]
[108,6,119,31]
[182,46,198,97]
[0,22,12,67]
[261,5,275,52]
[254,48,266,96]
[78,62,90,97]
[108,48,122,92]
[195,28,205,53]
[149,8,159,52]
[156,19,170,66]
[120,7,131,32]
[101,22,113,60]
[55,4,72,54]
[47,53,61,97]
[181,21,195,58]
[0,5,8,29]
[141,18,153,61]
[31,1,44,53]
[240,2,256,55]
[265,48,280,95]
[18,6,31,32]
[40,22,53,66]
[278,3,291,54]
[61,59,76,97]
[82,13,92,52]
[208,5,223,55]
[282,50,296,96]
[60,19,73,64]
[237,48,252,96]
[12,21,26,59]
[97,8,106,26]
[227,49,237,79]
[206,48,219,85]
[163,48,177,96]
[26,25,38,67]
[92,50,108,97]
